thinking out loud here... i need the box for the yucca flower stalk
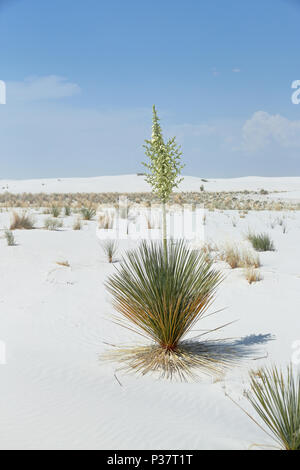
[246,365,300,450]
[105,240,224,378]
[143,106,184,254]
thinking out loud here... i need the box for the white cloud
[242,111,300,152]
[7,75,81,102]
[232,68,241,73]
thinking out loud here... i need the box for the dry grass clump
[73,218,82,230]
[244,267,262,284]
[242,249,261,269]
[56,260,70,267]
[221,244,260,269]
[104,240,227,380]
[10,212,35,230]
[98,212,114,229]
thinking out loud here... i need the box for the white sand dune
[0,207,299,450]
[0,174,300,197]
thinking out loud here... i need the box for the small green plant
[10,212,35,230]
[246,365,300,450]
[247,232,275,252]
[44,218,63,230]
[81,207,96,220]
[4,230,16,246]
[51,205,61,218]
[101,239,118,263]
[64,206,71,216]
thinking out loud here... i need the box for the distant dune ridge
[0,174,300,197]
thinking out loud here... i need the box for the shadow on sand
[102,333,275,381]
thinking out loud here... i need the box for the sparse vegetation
[10,212,35,230]
[44,218,63,230]
[247,232,275,252]
[0,191,299,212]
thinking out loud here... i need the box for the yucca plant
[247,232,275,252]
[246,366,300,450]
[105,240,224,379]
[101,239,118,263]
[81,207,96,220]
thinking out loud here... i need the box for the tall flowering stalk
[143,105,184,252]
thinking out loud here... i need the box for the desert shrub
[51,205,61,218]
[4,230,16,246]
[81,207,96,220]
[105,240,223,378]
[259,189,269,195]
[44,218,63,230]
[246,366,300,450]
[247,232,275,252]
[73,218,82,230]
[10,212,35,230]
[101,239,118,263]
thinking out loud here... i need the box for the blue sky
[0,0,300,178]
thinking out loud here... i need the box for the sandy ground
[0,197,299,450]
[0,174,300,197]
